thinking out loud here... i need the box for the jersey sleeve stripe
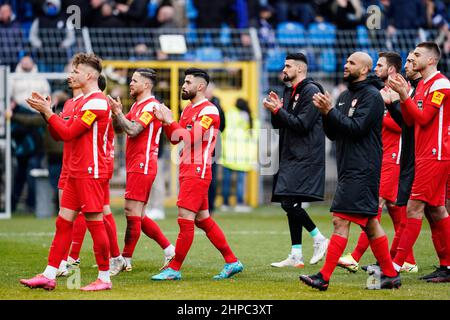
[429,78,450,93]
[198,105,219,117]
[81,99,108,111]
[201,126,214,179]
[142,102,159,112]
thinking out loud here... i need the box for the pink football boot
[20,274,56,290]
[80,279,112,291]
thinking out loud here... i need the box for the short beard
[181,91,195,100]
[379,74,388,82]
[343,73,359,84]
[283,74,293,82]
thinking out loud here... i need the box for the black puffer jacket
[271,78,325,202]
[323,75,384,216]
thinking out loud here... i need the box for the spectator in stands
[11,90,66,210]
[89,0,127,28]
[0,3,19,27]
[29,0,76,72]
[0,3,24,70]
[269,0,317,28]
[386,0,426,32]
[220,98,256,213]
[10,56,50,212]
[257,4,276,50]
[332,0,364,29]
[155,4,180,29]
[193,0,226,29]
[153,4,182,60]
[114,0,149,28]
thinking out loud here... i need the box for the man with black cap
[263,52,329,269]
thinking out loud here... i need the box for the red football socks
[169,218,195,271]
[141,216,171,250]
[389,206,405,259]
[393,218,422,267]
[195,217,237,263]
[48,216,74,268]
[85,220,110,271]
[103,213,121,258]
[351,231,369,262]
[68,212,87,260]
[320,234,348,282]
[430,220,446,265]
[435,216,450,266]
[122,216,142,258]
[369,235,397,277]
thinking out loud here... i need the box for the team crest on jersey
[81,110,96,126]
[200,115,213,129]
[292,94,300,110]
[431,91,445,106]
[139,111,153,125]
[392,152,396,159]
[63,116,70,121]
[196,166,201,173]
[417,100,423,110]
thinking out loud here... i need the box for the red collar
[291,80,302,98]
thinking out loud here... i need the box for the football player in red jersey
[107,69,175,276]
[52,74,121,277]
[20,53,113,291]
[338,52,417,273]
[389,41,450,283]
[151,68,243,280]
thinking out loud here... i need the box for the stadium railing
[2,26,449,210]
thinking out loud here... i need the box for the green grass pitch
[0,204,449,300]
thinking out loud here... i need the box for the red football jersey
[403,72,450,161]
[164,99,220,179]
[382,109,402,164]
[54,93,84,184]
[105,117,115,179]
[48,90,111,179]
[125,96,162,175]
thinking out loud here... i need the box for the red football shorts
[61,177,109,213]
[103,182,110,206]
[177,177,211,213]
[446,174,450,200]
[379,161,400,202]
[124,172,155,204]
[58,168,68,190]
[333,212,369,227]
[410,159,450,206]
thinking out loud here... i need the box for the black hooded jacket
[271,77,325,202]
[323,75,385,216]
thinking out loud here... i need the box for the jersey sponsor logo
[431,91,445,106]
[81,110,97,126]
[139,111,153,125]
[200,115,213,129]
